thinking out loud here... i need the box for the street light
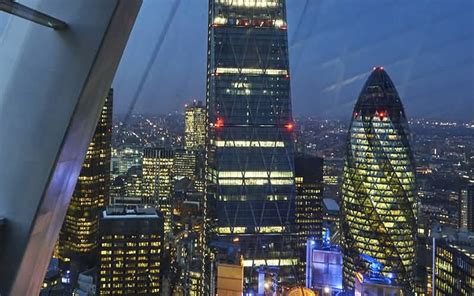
[323,286,331,295]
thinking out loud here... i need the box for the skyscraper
[97,206,163,295]
[174,148,197,180]
[459,185,474,231]
[207,0,296,284]
[170,189,206,295]
[294,155,324,251]
[142,147,175,231]
[124,165,144,200]
[434,238,473,295]
[58,89,113,267]
[341,68,417,292]
[185,100,206,150]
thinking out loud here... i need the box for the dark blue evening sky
[113,0,474,120]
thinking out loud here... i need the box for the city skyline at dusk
[0,1,472,295]
[113,0,474,120]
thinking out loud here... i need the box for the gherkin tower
[341,67,417,293]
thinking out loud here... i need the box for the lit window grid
[295,183,323,248]
[185,105,206,150]
[342,116,417,290]
[215,0,280,8]
[59,91,112,259]
[142,154,174,231]
[98,234,162,295]
[434,243,473,295]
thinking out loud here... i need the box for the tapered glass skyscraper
[58,89,112,266]
[341,68,417,293]
[206,0,296,284]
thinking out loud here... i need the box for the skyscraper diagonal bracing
[341,67,417,293]
[206,0,297,286]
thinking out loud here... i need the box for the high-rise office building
[124,165,144,199]
[174,148,197,180]
[170,189,206,295]
[207,0,296,284]
[185,100,206,150]
[142,147,174,231]
[341,68,417,292]
[459,185,474,231]
[58,89,112,266]
[111,145,142,178]
[434,238,473,295]
[97,206,163,295]
[295,155,324,252]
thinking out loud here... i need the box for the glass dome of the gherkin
[353,67,405,118]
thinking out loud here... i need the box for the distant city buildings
[40,91,473,295]
[459,185,474,232]
[174,148,197,180]
[341,68,417,293]
[58,89,113,270]
[124,165,144,199]
[184,100,206,150]
[111,145,142,179]
[170,185,206,295]
[97,206,163,295]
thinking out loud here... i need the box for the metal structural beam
[0,0,68,30]
[0,0,142,295]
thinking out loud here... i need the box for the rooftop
[323,198,340,212]
[103,205,160,219]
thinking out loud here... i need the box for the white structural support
[0,1,142,295]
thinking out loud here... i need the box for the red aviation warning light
[215,117,224,128]
[285,122,295,131]
[375,110,387,120]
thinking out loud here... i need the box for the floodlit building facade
[206,0,296,284]
[341,68,417,293]
[142,147,174,231]
[185,100,206,150]
[58,89,113,265]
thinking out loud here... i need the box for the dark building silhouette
[341,68,417,293]
[294,155,324,255]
